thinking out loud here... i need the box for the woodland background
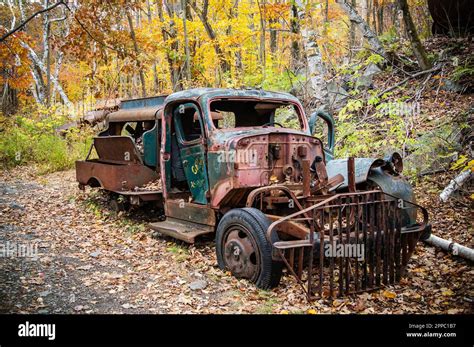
[0,0,472,178]
[0,0,473,181]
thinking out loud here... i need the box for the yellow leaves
[412,267,426,273]
[450,154,473,171]
[280,309,289,314]
[306,308,317,314]
[441,288,454,296]
[382,290,397,299]
[471,163,474,172]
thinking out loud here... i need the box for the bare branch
[0,1,66,42]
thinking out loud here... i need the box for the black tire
[108,194,128,212]
[216,207,283,289]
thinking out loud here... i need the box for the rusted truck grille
[268,190,429,300]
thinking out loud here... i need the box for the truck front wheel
[216,208,282,289]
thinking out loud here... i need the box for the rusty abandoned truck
[76,88,431,299]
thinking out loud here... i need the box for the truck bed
[76,159,160,193]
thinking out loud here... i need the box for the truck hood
[209,127,312,150]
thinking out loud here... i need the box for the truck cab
[155,89,326,239]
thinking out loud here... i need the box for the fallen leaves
[382,290,397,299]
[441,289,454,297]
[121,303,136,309]
[0,167,471,314]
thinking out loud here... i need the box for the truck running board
[149,218,214,243]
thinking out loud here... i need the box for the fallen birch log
[439,169,472,202]
[423,235,474,262]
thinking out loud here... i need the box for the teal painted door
[173,103,209,204]
[180,144,209,204]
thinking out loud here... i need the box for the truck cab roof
[164,88,300,104]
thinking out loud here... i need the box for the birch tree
[7,0,73,108]
[336,0,387,59]
[295,0,330,112]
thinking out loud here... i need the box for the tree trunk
[181,0,192,83]
[336,0,387,58]
[190,0,229,81]
[372,0,378,34]
[377,0,384,34]
[290,2,301,72]
[324,0,329,23]
[258,0,266,79]
[270,25,277,55]
[424,234,474,262]
[21,41,71,108]
[146,0,160,93]
[366,0,371,25]
[398,0,431,70]
[349,0,357,57]
[30,62,46,103]
[43,0,51,106]
[226,0,243,77]
[161,1,183,91]
[1,83,18,116]
[269,0,277,55]
[295,0,330,111]
[52,50,64,104]
[439,169,472,202]
[126,9,147,97]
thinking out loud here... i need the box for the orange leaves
[264,2,291,22]
[0,31,32,90]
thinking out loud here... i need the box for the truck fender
[326,158,417,225]
[326,158,385,189]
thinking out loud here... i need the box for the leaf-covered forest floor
[0,167,471,314]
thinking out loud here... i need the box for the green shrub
[0,105,93,174]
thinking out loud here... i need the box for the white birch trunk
[424,235,474,262]
[295,0,330,111]
[336,0,387,58]
[439,170,472,202]
[20,41,72,108]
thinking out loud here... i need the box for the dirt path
[0,167,472,314]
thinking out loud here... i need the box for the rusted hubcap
[223,226,260,281]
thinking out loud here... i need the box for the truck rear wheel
[216,208,282,289]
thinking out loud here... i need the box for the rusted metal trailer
[76,96,166,205]
[76,88,431,299]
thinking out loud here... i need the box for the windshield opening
[209,99,304,131]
